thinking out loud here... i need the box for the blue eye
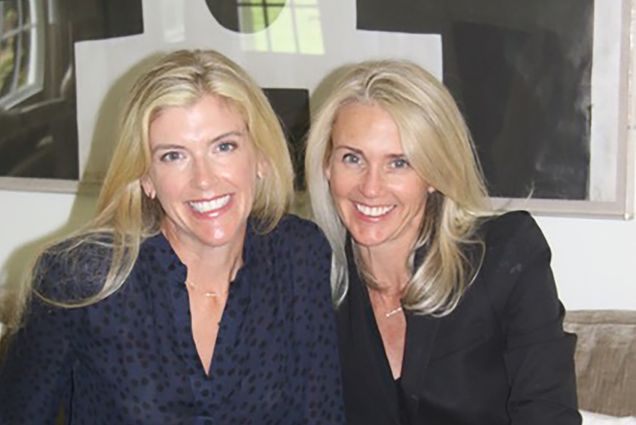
[159,151,184,162]
[391,158,410,169]
[342,153,360,164]
[216,141,237,153]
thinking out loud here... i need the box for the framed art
[2,0,633,219]
[0,0,143,192]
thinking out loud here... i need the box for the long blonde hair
[305,59,491,315]
[3,49,294,336]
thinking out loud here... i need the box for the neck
[355,243,412,294]
[162,223,246,292]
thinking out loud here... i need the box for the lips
[188,194,231,213]
[354,202,395,218]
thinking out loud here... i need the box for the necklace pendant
[203,291,219,298]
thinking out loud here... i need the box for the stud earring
[427,187,436,194]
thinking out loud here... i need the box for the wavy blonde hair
[3,49,294,337]
[305,59,491,315]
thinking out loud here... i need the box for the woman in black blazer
[305,59,580,425]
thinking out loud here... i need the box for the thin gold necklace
[385,306,403,318]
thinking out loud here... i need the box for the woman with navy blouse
[0,49,345,424]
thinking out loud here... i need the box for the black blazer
[337,211,581,425]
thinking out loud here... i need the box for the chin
[350,230,390,248]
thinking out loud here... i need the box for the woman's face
[142,94,265,253]
[326,102,431,252]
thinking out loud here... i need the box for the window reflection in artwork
[0,0,143,183]
[0,0,44,108]
[236,1,286,32]
[206,0,324,54]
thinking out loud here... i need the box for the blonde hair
[4,49,293,335]
[305,59,491,315]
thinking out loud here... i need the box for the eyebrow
[332,145,406,158]
[150,130,245,153]
[332,145,363,155]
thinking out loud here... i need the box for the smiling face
[326,102,430,253]
[141,94,265,254]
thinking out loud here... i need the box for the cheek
[223,161,258,197]
[151,172,185,200]
[327,167,352,197]
[400,181,429,210]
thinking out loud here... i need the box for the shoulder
[272,214,326,236]
[479,210,549,256]
[267,214,330,251]
[266,214,331,275]
[475,211,557,310]
[34,233,113,302]
[273,217,334,310]
[475,211,553,293]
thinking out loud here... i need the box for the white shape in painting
[74,0,442,182]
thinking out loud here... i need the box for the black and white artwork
[1,0,631,216]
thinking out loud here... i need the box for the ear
[140,175,156,199]
[324,162,332,181]
[256,156,268,181]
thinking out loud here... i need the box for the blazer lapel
[401,313,440,391]
[400,313,441,419]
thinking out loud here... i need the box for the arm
[289,219,346,425]
[489,213,580,425]
[0,257,75,424]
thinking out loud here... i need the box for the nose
[191,158,216,189]
[359,166,384,198]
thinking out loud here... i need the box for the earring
[427,187,436,194]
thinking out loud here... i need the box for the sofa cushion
[564,310,636,417]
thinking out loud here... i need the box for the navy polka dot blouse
[0,215,345,424]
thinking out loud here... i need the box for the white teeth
[355,203,394,217]
[189,195,231,213]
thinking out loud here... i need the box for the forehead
[331,102,403,154]
[152,94,242,122]
[148,94,246,141]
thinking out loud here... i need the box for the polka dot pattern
[0,214,345,424]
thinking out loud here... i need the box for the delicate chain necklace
[185,281,228,298]
[385,306,403,318]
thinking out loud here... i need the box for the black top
[337,211,581,425]
[0,215,346,425]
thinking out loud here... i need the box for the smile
[354,202,395,217]
[188,194,231,213]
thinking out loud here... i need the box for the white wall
[1,184,635,310]
[0,190,96,297]
[536,214,636,310]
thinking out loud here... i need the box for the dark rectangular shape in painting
[357,0,593,200]
[263,88,311,190]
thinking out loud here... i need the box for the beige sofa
[564,310,636,418]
